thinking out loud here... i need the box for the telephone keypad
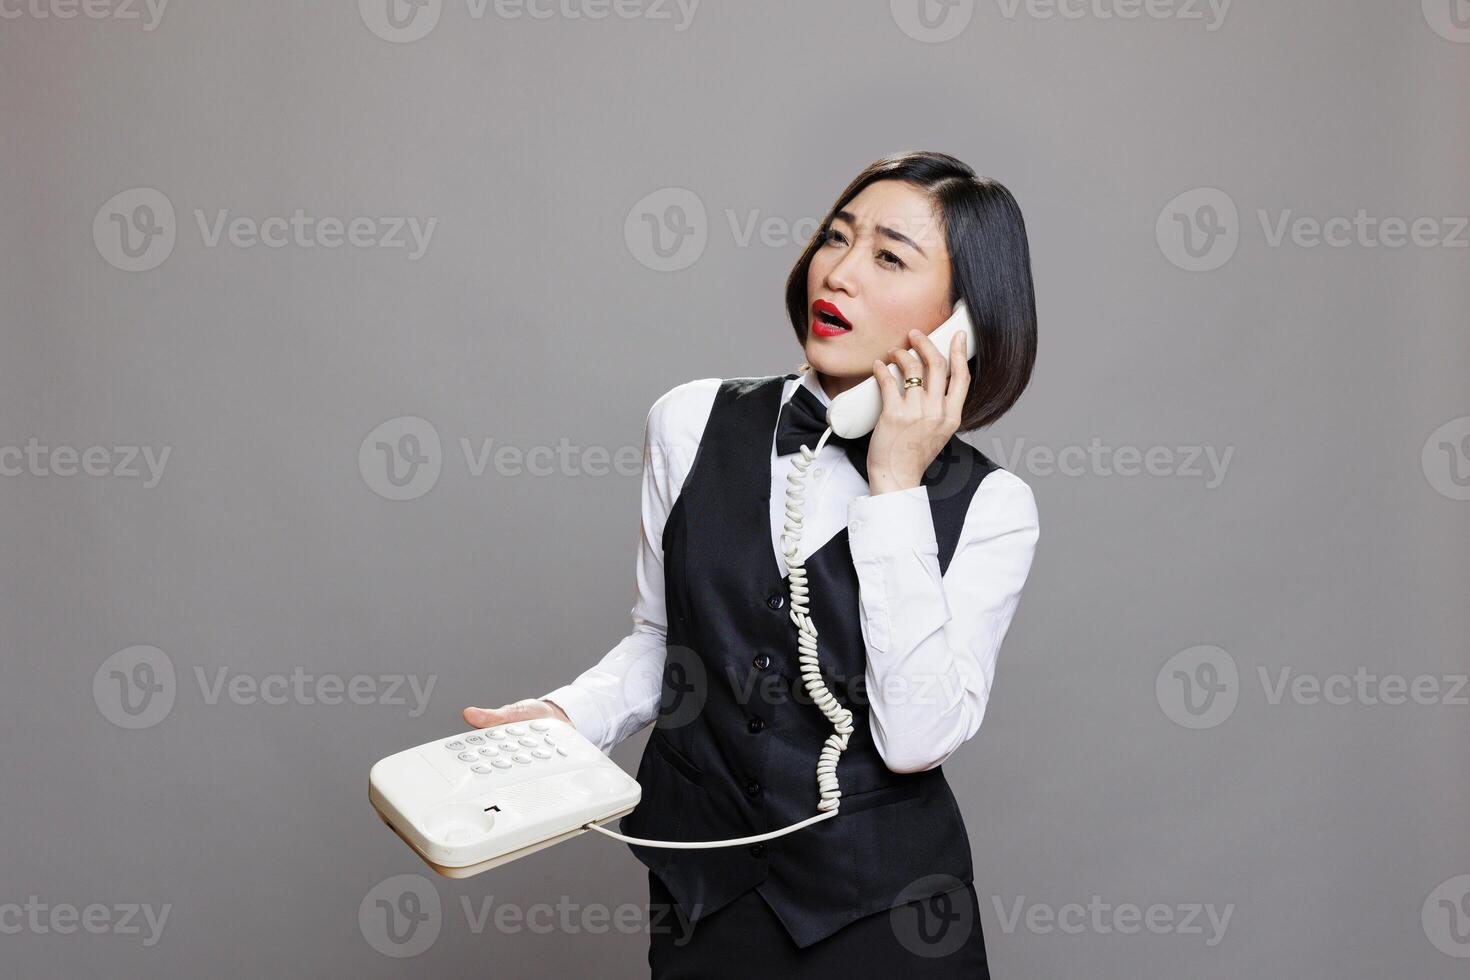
[441,724,572,776]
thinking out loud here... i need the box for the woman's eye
[821,228,847,246]
[878,249,906,269]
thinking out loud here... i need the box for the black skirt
[646,870,991,979]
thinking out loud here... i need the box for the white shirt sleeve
[538,380,719,753]
[845,468,1040,773]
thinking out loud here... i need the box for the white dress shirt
[539,369,1040,773]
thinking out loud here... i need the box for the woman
[464,151,1040,977]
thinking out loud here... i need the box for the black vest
[619,373,1000,949]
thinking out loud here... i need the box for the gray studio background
[2,1,1467,977]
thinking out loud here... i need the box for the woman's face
[804,179,954,397]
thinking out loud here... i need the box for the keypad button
[478,746,499,757]
[505,725,527,736]
[542,736,556,746]
[556,747,569,757]
[457,752,477,762]
[471,764,492,774]
[492,759,513,769]
[517,737,539,748]
[487,730,508,740]
[465,734,484,744]
[531,749,552,760]
[529,721,551,732]
[445,740,466,750]
[511,753,532,765]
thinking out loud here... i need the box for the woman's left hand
[866,328,969,494]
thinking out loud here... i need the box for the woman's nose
[823,252,860,295]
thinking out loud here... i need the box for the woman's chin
[804,351,875,382]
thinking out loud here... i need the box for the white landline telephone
[369,301,978,877]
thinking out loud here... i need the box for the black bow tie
[775,383,872,481]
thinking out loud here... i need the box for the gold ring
[903,376,924,390]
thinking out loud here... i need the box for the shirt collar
[784,368,831,409]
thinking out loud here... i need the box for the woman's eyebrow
[832,209,928,257]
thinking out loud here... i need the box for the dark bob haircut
[784,150,1037,433]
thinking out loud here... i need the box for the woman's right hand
[462,698,571,730]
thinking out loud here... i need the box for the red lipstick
[811,299,852,337]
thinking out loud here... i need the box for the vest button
[748,843,767,858]
[747,716,765,734]
[765,592,785,610]
[744,780,761,796]
[752,654,771,670]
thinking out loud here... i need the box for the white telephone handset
[828,299,977,438]
[369,301,979,875]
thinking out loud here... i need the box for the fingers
[871,356,901,412]
[906,328,946,404]
[462,705,502,727]
[943,331,969,422]
[889,346,925,405]
[462,698,551,730]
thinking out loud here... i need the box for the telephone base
[371,799,637,879]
